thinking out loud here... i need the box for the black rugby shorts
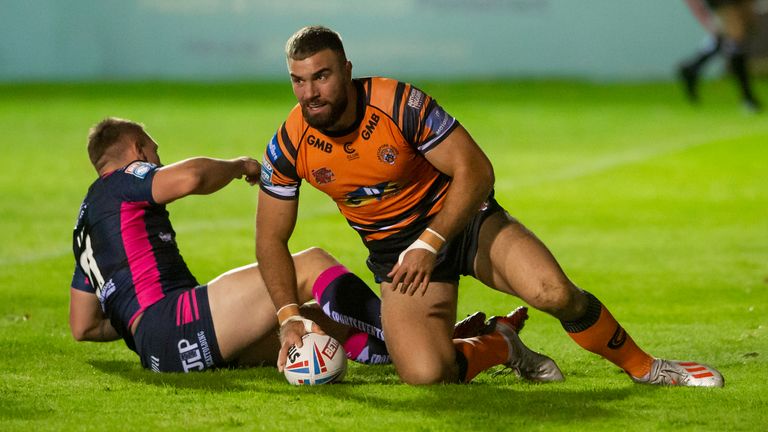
[133,285,227,372]
[366,195,504,284]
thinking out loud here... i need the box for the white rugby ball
[284,333,347,385]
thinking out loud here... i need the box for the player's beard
[301,89,349,130]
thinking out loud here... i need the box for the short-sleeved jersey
[261,77,458,250]
[71,161,198,348]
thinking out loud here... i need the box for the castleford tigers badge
[311,167,335,185]
[377,144,398,165]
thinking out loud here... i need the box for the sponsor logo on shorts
[150,355,161,372]
[96,279,115,311]
[158,232,173,243]
[178,339,205,372]
[197,330,214,367]
[177,332,215,373]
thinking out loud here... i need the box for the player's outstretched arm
[69,288,120,342]
[152,156,261,204]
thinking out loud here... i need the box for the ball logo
[284,339,328,379]
[284,333,347,385]
[322,336,340,359]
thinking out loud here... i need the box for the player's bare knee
[299,247,338,269]
[294,247,339,295]
[528,278,582,317]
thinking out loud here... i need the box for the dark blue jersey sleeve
[114,161,159,204]
[71,264,95,293]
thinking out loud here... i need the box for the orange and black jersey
[260,77,459,248]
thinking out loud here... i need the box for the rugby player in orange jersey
[257,26,724,386]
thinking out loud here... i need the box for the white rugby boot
[631,358,724,387]
[493,315,564,382]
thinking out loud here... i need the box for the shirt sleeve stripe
[418,119,458,153]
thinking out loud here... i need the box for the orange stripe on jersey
[261,77,458,243]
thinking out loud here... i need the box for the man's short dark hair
[285,25,347,62]
[87,117,147,171]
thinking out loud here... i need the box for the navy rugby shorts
[133,285,227,372]
[366,195,504,284]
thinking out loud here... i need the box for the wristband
[276,303,300,325]
[280,315,314,333]
[419,227,446,252]
[397,238,438,265]
[425,227,446,242]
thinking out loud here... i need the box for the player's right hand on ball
[277,317,324,371]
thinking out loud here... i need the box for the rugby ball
[284,333,347,385]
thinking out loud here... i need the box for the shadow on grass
[0,399,55,421]
[88,360,285,391]
[92,361,632,426]
[248,365,641,425]
[86,359,641,424]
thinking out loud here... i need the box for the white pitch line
[496,132,745,191]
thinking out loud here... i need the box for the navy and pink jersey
[71,161,198,348]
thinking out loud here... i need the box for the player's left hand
[387,248,436,296]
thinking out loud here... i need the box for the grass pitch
[1,79,766,431]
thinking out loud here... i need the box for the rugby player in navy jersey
[69,117,397,372]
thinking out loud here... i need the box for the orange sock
[564,293,653,378]
[453,333,509,383]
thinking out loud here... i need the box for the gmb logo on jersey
[125,161,156,179]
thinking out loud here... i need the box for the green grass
[1,79,766,431]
